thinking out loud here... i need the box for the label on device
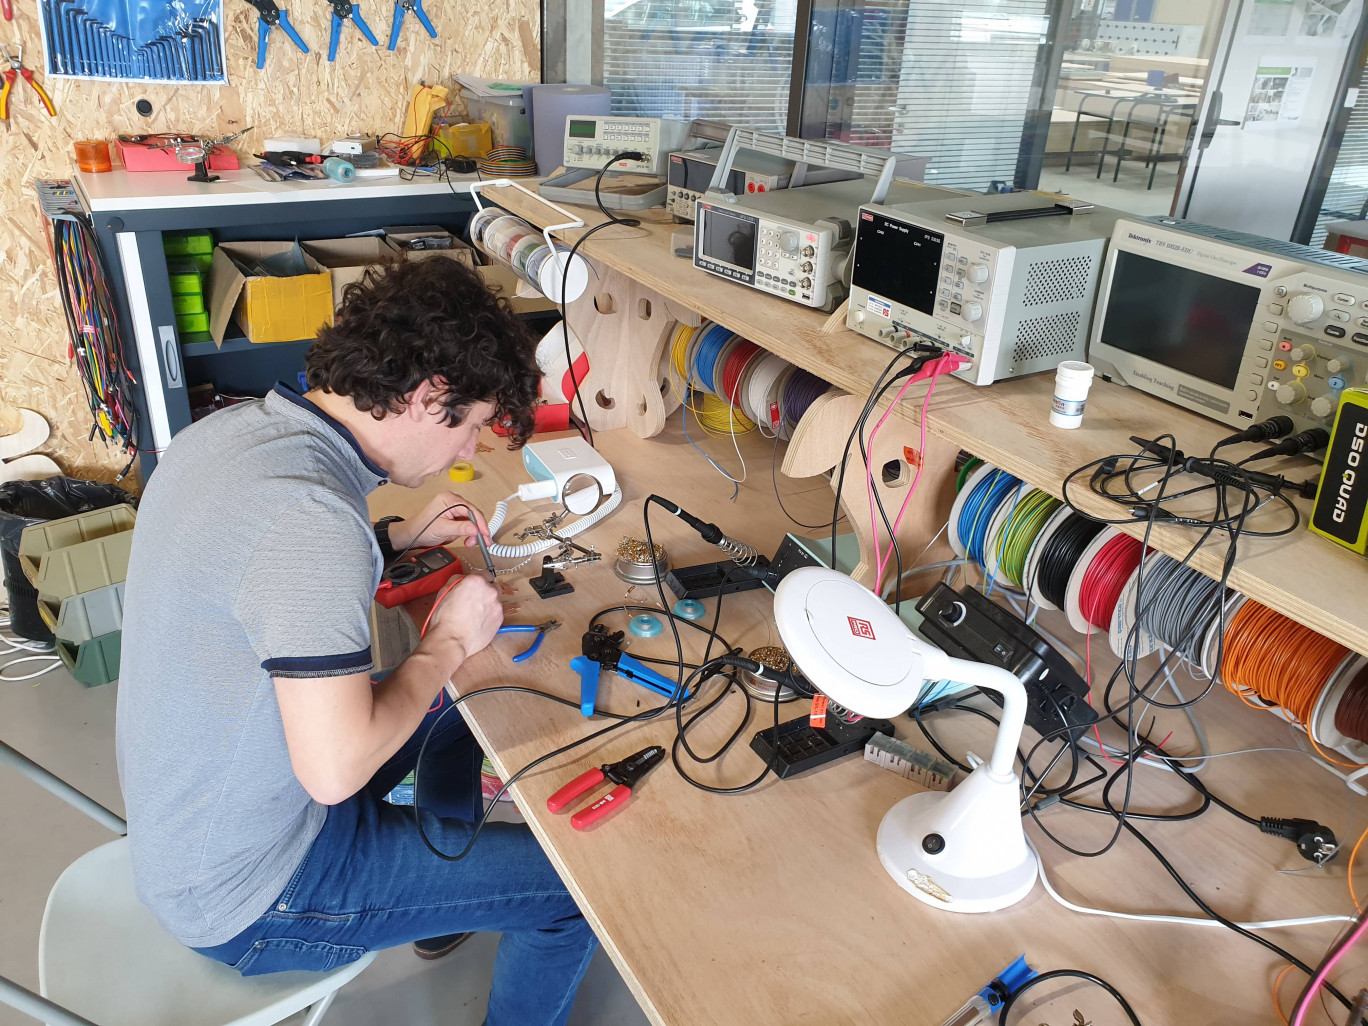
[866,295,892,318]
[809,695,828,728]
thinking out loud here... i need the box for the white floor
[0,639,651,1026]
[1037,160,1178,218]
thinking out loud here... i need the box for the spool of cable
[743,353,791,434]
[709,335,747,400]
[1221,601,1354,763]
[1129,554,1226,664]
[1032,512,1106,612]
[722,342,762,406]
[322,156,355,182]
[779,369,831,439]
[690,323,734,393]
[955,468,1022,570]
[992,488,1061,588]
[693,392,755,434]
[467,207,502,247]
[1077,534,1146,636]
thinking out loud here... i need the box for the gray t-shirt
[116,384,387,948]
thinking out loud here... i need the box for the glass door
[1032,0,1228,217]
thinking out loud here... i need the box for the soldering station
[11,8,1368,1023]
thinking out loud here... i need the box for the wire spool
[956,457,982,492]
[954,467,1022,570]
[690,323,735,393]
[1030,511,1106,615]
[1122,554,1228,665]
[467,207,502,247]
[670,323,698,386]
[510,234,542,273]
[1311,655,1368,761]
[614,537,668,586]
[779,369,831,440]
[741,645,799,703]
[478,145,538,177]
[948,462,995,557]
[1062,526,1123,635]
[979,482,1025,583]
[993,488,1062,589]
[1220,600,1357,766]
[709,335,748,401]
[1074,533,1147,651]
[693,392,755,434]
[1021,504,1074,612]
[720,341,762,406]
[1200,592,1246,681]
[742,353,792,435]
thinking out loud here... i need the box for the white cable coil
[484,486,624,559]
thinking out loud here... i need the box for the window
[602,0,801,130]
[800,0,1052,192]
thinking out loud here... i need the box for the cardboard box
[208,242,334,345]
[301,237,402,309]
[477,264,556,314]
[383,225,477,269]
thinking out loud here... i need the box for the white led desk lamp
[773,566,1037,913]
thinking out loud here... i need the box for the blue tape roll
[628,614,663,638]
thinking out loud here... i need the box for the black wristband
[374,516,404,563]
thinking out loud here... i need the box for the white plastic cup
[1050,361,1095,429]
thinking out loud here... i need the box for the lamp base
[875,767,1038,914]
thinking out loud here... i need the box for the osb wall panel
[0,0,539,487]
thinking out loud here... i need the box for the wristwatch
[374,516,405,563]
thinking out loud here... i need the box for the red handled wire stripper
[547,746,664,830]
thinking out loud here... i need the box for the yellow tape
[448,461,475,483]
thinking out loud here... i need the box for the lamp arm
[923,652,1027,778]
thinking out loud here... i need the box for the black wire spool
[1034,513,1105,609]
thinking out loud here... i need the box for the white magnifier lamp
[773,567,1037,913]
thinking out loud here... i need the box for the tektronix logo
[1126,232,1152,244]
[847,617,876,640]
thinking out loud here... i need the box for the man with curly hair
[116,258,598,1025]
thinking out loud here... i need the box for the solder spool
[614,537,668,586]
[741,645,799,703]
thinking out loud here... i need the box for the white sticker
[866,296,892,318]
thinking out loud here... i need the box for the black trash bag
[0,477,138,642]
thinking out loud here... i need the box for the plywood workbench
[371,421,1368,1026]
[484,184,1368,660]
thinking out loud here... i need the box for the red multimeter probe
[375,547,464,608]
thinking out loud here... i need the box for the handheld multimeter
[374,547,464,608]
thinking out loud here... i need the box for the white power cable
[1030,837,1354,931]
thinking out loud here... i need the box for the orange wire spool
[1219,601,1359,765]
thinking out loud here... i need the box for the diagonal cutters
[327,0,377,61]
[244,0,308,68]
[387,0,434,50]
[547,746,665,830]
[495,619,560,663]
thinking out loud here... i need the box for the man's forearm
[364,636,465,773]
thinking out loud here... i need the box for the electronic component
[34,179,81,221]
[560,115,692,176]
[847,194,1124,386]
[914,583,1098,741]
[750,713,895,779]
[694,178,962,311]
[1311,388,1368,554]
[864,733,956,791]
[1089,215,1368,434]
[374,547,462,608]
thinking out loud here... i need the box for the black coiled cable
[1034,513,1105,608]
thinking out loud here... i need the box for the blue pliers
[244,0,308,68]
[327,0,378,61]
[387,0,435,50]
[496,619,560,663]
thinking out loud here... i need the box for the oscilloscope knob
[1288,343,1317,363]
[963,302,983,322]
[780,232,800,254]
[1311,395,1337,418]
[1275,382,1306,406]
[1287,294,1324,325]
[967,263,988,284]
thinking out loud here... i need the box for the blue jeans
[194,691,598,1026]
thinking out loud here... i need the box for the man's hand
[424,574,505,668]
[389,492,491,552]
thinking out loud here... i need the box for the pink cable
[864,354,965,593]
[1290,913,1368,1026]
